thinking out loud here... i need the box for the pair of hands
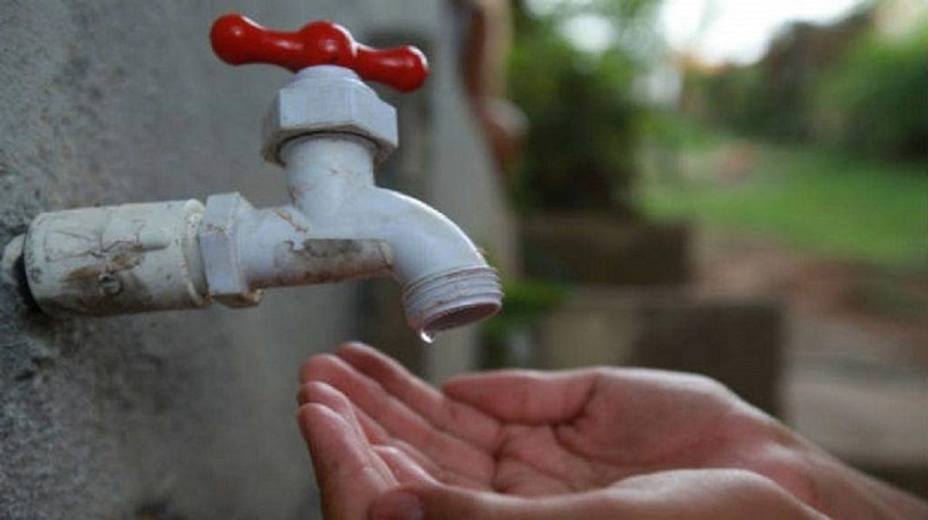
[296,343,925,519]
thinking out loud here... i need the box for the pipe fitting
[199,192,263,307]
[20,200,208,316]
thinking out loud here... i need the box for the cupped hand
[296,342,837,519]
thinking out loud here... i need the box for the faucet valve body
[262,66,398,165]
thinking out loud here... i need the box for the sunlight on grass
[640,135,928,269]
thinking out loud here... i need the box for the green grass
[640,133,928,269]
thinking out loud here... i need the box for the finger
[351,400,395,445]
[296,403,394,520]
[336,342,500,451]
[302,354,495,485]
[374,445,438,486]
[347,400,452,483]
[347,404,442,480]
[298,382,396,481]
[382,436,489,490]
[299,381,390,444]
[298,382,368,443]
[300,384,487,490]
[442,369,599,424]
[379,437,444,483]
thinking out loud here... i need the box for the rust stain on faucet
[262,238,392,287]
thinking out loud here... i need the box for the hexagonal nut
[262,73,398,166]
[199,193,263,308]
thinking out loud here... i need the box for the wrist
[802,445,928,519]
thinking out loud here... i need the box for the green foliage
[481,278,569,347]
[507,0,659,213]
[684,66,773,135]
[682,10,928,163]
[815,25,928,160]
[641,126,928,269]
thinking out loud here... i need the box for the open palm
[297,343,823,518]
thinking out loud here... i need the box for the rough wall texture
[0,1,515,518]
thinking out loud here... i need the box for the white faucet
[1,16,503,342]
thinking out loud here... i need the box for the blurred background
[0,0,924,517]
[479,0,928,499]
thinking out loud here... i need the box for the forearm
[807,448,928,519]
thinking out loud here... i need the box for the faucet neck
[281,134,377,218]
[291,65,362,86]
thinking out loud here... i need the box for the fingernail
[372,491,424,520]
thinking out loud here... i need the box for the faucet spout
[276,135,503,335]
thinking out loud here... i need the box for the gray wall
[0,1,515,518]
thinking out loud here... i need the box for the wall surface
[0,1,515,518]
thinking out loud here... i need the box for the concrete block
[535,287,784,415]
[521,213,692,286]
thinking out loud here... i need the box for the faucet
[1,14,503,342]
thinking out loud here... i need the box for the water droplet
[418,329,437,344]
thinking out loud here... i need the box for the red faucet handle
[210,14,429,92]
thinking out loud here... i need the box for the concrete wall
[0,1,515,518]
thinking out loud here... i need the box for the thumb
[369,484,619,520]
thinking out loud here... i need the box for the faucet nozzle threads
[402,266,503,339]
